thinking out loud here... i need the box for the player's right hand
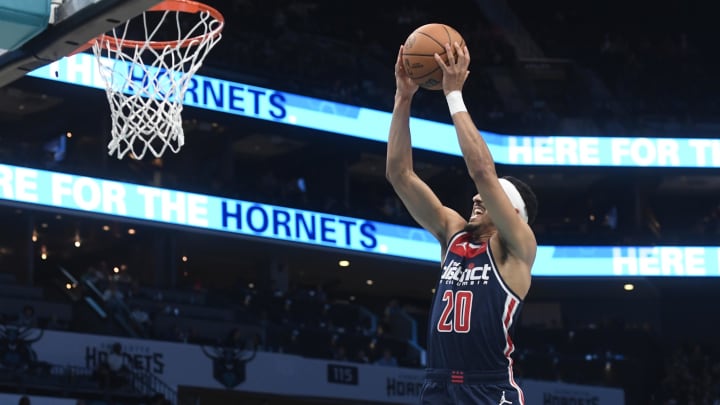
[395,45,419,98]
[435,42,470,96]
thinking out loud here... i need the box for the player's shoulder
[440,208,467,245]
[493,225,538,266]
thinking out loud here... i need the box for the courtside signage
[1,163,718,277]
[28,54,720,168]
[32,330,625,404]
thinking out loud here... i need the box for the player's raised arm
[386,45,465,245]
[434,42,537,266]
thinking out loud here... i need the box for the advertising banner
[28,54,720,169]
[30,330,624,404]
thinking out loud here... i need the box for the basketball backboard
[0,0,161,88]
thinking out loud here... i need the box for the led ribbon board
[28,54,720,168]
[1,163,719,276]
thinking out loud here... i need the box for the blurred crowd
[658,343,720,404]
[8,263,720,403]
[207,0,514,122]
[201,0,720,138]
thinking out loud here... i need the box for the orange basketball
[401,23,466,91]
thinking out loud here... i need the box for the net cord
[92,6,222,159]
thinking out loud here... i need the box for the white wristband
[446,91,467,116]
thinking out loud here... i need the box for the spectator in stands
[127,280,144,299]
[375,348,399,367]
[46,313,67,330]
[16,305,37,328]
[148,393,167,405]
[102,282,125,312]
[283,329,302,355]
[252,332,267,352]
[332,345,349,362]
[309,283,327,303]
[83,261,109,284]
[374,323,388,339]
[129,305,151,335]
[383,299,407,339]
[355,349,370,364]
[225,327,247,349]
[167,324,189,343]
[384,299,401,320]
[95,342,128,389]
[108,341,130,385]
[192,279,206,293]
[703,204,720,236]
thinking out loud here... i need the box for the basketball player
[386,42,538,405]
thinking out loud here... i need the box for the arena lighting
[1,163,719,277]
[338,259,350,267]
[623,283,635,291]
[28,53,720,169]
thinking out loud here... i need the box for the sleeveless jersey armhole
[486,242,524,302]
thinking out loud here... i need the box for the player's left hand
[395,45,419,98]
[435,42,470,96]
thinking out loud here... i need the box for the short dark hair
[501,176,538,225]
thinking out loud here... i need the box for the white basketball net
[92,5,222,159]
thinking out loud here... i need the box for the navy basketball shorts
[419,369,525,405]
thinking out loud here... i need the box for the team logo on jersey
[499,391,513,405]
[441,260,491,286]
[449,238,487,258]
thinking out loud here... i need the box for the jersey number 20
[436,290,473,333]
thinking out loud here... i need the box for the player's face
[468,194,489,225]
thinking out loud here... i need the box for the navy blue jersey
[426,231,524,392]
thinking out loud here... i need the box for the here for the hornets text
[29,54,720,169]
[0,163,718,276]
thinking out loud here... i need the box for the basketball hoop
[90,0,223,159]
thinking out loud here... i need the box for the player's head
[501,176,538,225]
[467,176,538,227]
